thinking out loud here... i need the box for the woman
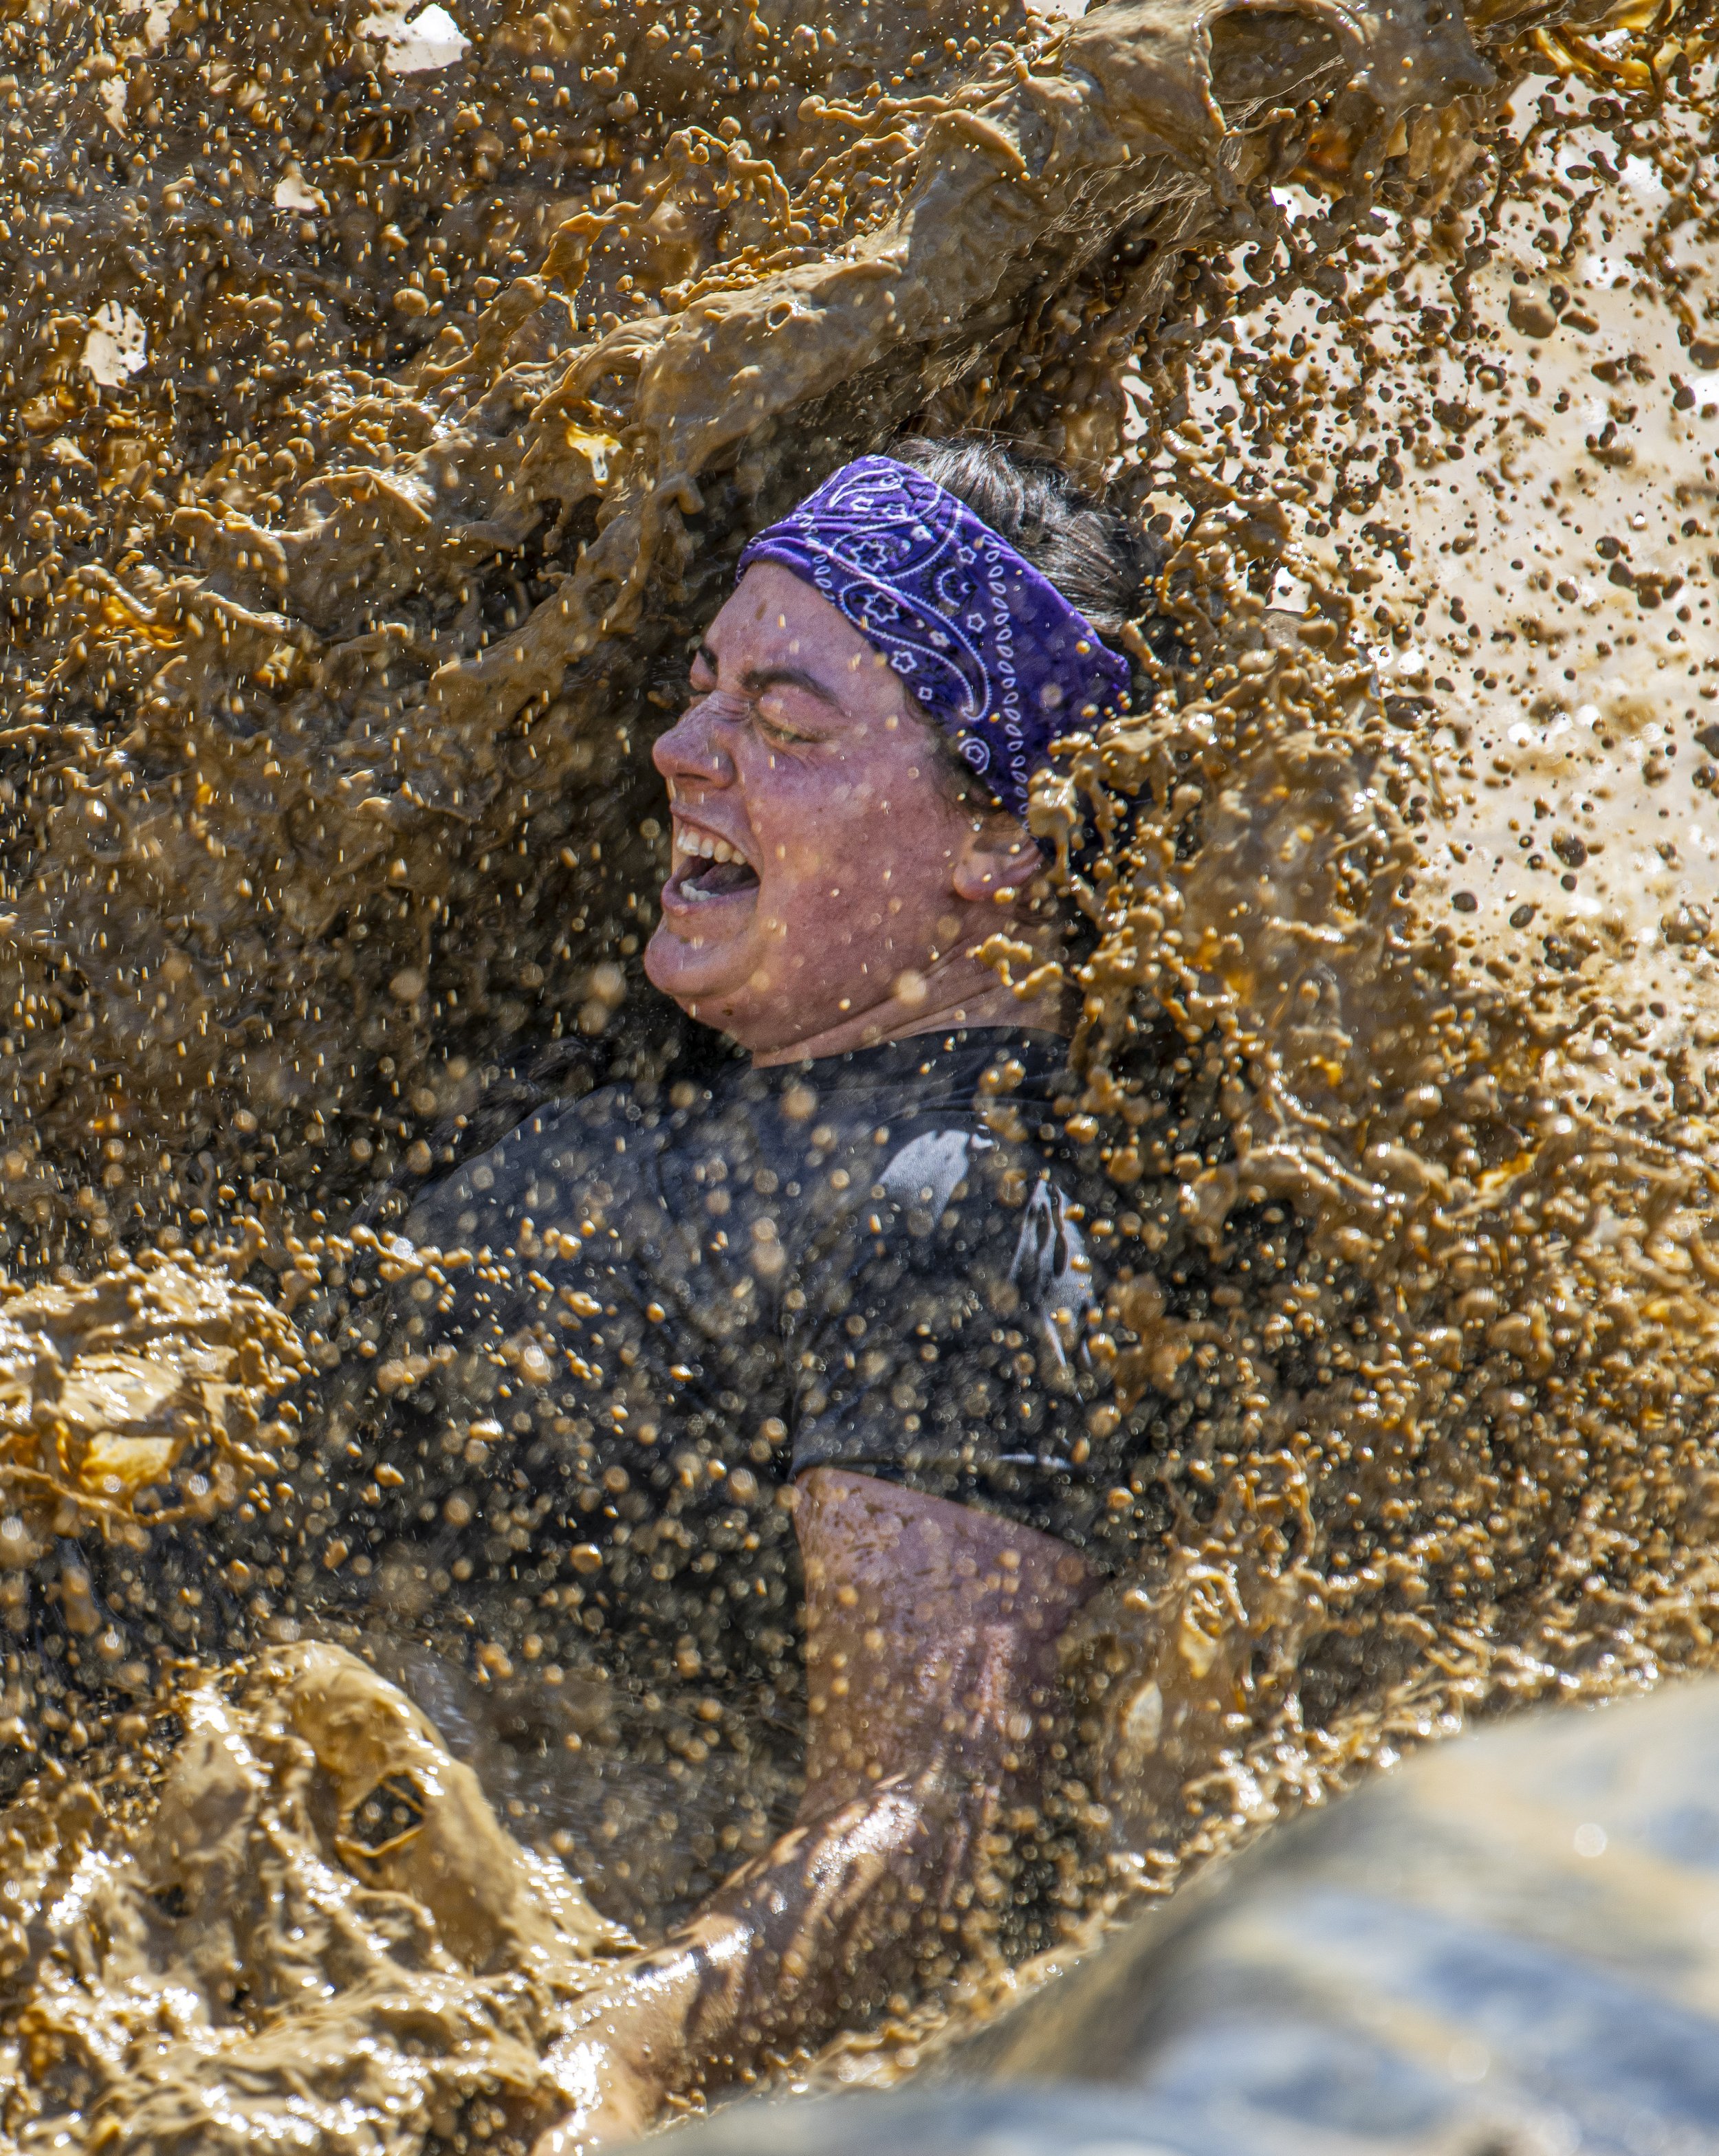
[329,439,1154,2143]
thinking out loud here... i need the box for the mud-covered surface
[8,0,1719,2145]
[1006,1673,1719,2152]
[0,1642,632,2154]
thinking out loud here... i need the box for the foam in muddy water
[6,0,1719,2144]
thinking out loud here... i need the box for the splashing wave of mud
[7,0,1719,2142]
[0,1642,628,2153]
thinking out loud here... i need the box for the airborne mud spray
[3,0,1719,2144]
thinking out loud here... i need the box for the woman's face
[644,562,1029,1059]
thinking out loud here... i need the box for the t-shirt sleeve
[787,1121,1098,1508]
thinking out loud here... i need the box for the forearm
[535,1472,1096,2149]
[545,1776,937,2120]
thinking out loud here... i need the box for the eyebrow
[694,644,844,710]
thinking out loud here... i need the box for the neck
[749,946,1065,1067]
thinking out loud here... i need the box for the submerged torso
[338,1028,1121,1690]
[85,1028,1250,1725]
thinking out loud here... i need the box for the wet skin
[645,560,1056,1061]
[536,567,1090,2148]
[534,1473,1096,2153]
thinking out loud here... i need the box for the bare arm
[533,1466,1096,2152]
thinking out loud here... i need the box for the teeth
[676,826,743,866]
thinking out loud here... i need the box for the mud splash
[0,0,1496,1244]
[0,1642,629,2153]
[6,0,1719,2144]
[0,1246,302,1541]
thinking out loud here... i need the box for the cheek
[758,747,951,870]
[741,767,855,891]
[776,821,955,947]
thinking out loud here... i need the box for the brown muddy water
[653,1671,1719,2152]
[4,0,1719,2146]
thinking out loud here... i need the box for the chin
[644,923,744,1011]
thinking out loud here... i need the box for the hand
[531,1941,715,2155]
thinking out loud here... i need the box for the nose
[653,694,740,788]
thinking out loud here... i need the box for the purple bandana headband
[736,455,1132,824]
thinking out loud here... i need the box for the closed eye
[686,646,840,742]
[754,697,818,745]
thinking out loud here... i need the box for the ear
[950,815,1043,905]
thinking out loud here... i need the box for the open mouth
[666,824,760,907]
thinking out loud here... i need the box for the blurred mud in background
[649,1675,1719,2155]
[6,0,1719,2144]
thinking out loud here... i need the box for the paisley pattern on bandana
[737,456,1132,824]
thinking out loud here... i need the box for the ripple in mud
[0,1644,629,2155]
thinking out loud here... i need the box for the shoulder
[403,1084,639,1242]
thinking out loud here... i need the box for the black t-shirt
[319,1028,1169,1688]
[399,1028,1095,1497]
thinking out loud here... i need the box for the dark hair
[886,433,1147,816]
[888,433,1146,645]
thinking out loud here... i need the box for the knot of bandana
[736,455,1132,824]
